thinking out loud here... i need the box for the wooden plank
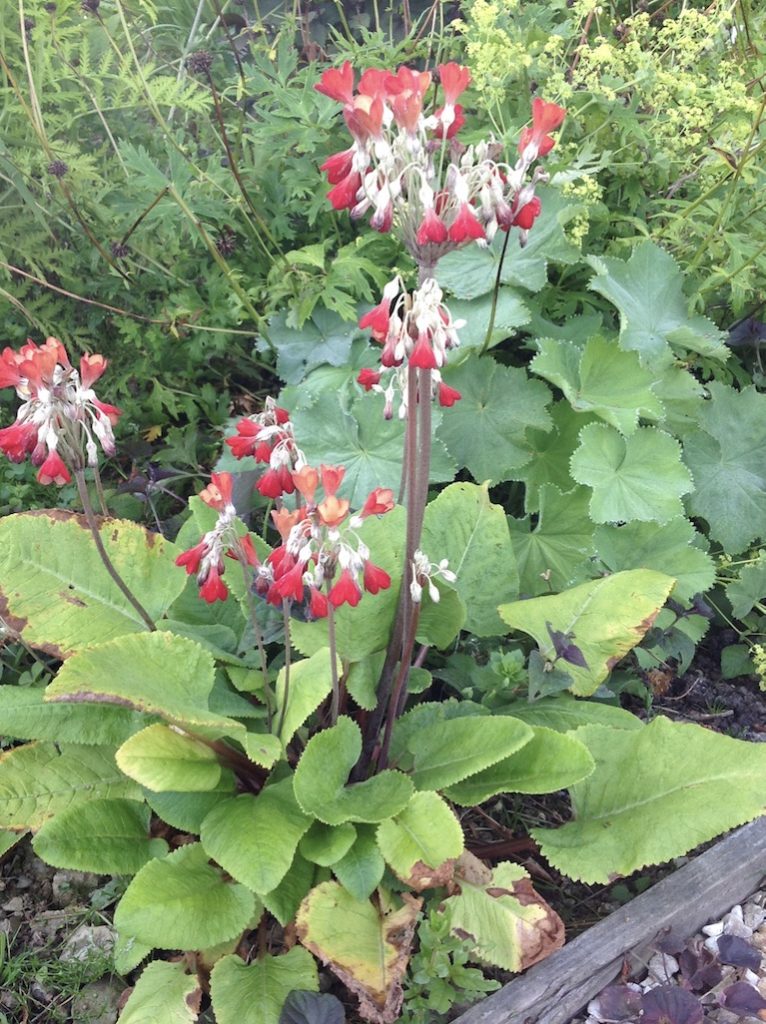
[452,816,766,1024]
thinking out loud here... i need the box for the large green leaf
[587,242,728,365]
[444,727,594,804]
[446,288,530,360]
[436,357,552,484]
[200,778,312,895]
[275,648,336,747]
[571,424,693,524]
[594,518,715,602]
[499,570,675,695]
[211,948,319,1024]
[0,829,26,858]
[114,842,256,950]
[45,632,243,736]
[0,685,148,746]
[262,852,317,926]
[509,485,595,597]
[32,799,167,874]
[0,512,183,657]
[409,716,533,791]
[534,717,766,882]
[116,725,222,792]
[420,482,518,636]
[512,403,596,511]
[376,792,464,884]
[332,826,385,902]
[299,821,357,867]
[296,882,420,1024]
[500,695,643,733]
[119,961,202,1024]
[683,383,766,554]
[0,743,141,830]
[294,717,413,825]
[530,335,664,435]
[145,770,237,833]
[726,557,766,619]
[271,306,361,386]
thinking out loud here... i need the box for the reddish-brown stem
[378,603,421,770]
[327,602,341,724]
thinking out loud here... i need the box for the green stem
[479,227,511,357]
[275,600,292,739]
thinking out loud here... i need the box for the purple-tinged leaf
[588,984,642,1022]
[721,981,766,1019]
[717,934,762,971]
[280,990,346,1024]
[678,945,723,992]
[641,985,703,1024]
[545,621,589,669]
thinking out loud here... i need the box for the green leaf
[0,512,184,657]
[290,393,455,508]
[721,645,756,679]
[500,570,675,696]
[534,717,766,883]
[115,725,222,792]
[440,858,563,971]
[45,632,243,736]
[389,701,489,770]
[119,960,202,1024]
[294,717,413,825]
[726,558,766,619]
[112,932,153,975]
[376,792,464,882]
[211,948,319,1024]
[509,485,595,597]
[114,842,256,950]
[512,403,596,511]
[345,651,385,711]
[244,732,284,769]
[409,716,533,791]
[444,727,594,804]
[0,685,148,746]
[32,799,167,874]
[587,242,728,365]
[571,424,693,524]
[300,822,357,867]
[500,695,643,733]
[296,881,420,1023]
[447,288,530,360]
[420,482,519,636]
[594,519,715,602]
[0,829,26,858]
[271,307,360,386]
[200,778,312,896]
[436,358,552,484]
[275,648,336,747]
[683,384,766,553]
[0,743,141,830]
[415,581,466,650]
[332,826,385,902]
[530,336,664,435]
[263,852,317,926]
[145,771,236,833]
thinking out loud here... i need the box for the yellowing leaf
[143,425,164,443]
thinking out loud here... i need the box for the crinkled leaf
[116,724,222,792]
[119,960,202,1024]
[294,717,413,825]
[501,695,643,733]
[0,829,26,857]
[115,842,256,949]
[271,307,360,386]
[500,570,675,695]
[296,881,420,1024]
[376,792,464,883]
[436,357,552,484]
[587,242,728,365]
[571,424,692,524]
[409,716,532,791]
[534,717,766,882]
[509,485,595,597]
[263,852,317,926]
[32,798,166,874]
[211,948,319,1024]
[420,482,518,636]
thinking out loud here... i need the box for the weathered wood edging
[452,816,766,1024]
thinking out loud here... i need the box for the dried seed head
[187,50,214,76]
[47,160,68,179]
[81,0,100,12]
[110,242,131,260]
[215,229,236,257]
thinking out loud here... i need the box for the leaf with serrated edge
[500,695,642,733]
[512,403,596,512]
[570,424,692,524]
[409,716,532,791]
[116,724,221,792]
[275,648,336,748]
[296,881,421,1024]
[32,798,166,874]
[200,778,312,895]
[294,717,412,825]
[376,792,464,883]
[533,717,766,883]
[118,960,202,1024]
[0,685,149,746]
[114,842,255,950]
[145,770,236,833]
[299,821,357,867]
[727,559,766,619]
[211,948,319,1024]
[500,570,675,696]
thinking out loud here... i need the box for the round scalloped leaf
[32,798,166,874]
[499,570,675,696]
[211,948,319,1024]
[118,960,202,1024]
[0,743,141,830]
[114,842,256,950]
[533,717,766,883]
[570,424,692,524]
[294,717,413,825]
[116,725,222,792]
[444,727,594,805]
[0,511,184,657]
[409,716,533,792]
[376,792,464,882]
[200,778,312,895]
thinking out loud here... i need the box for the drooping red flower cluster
[0,337,120,485]
[315,60,565,259]
[225,397,298,499]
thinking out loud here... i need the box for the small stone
[60,923,116,962]
[30,908,71,942]
[71,977,124,1024]
[1,895,25,914]
[51,869,101,907]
